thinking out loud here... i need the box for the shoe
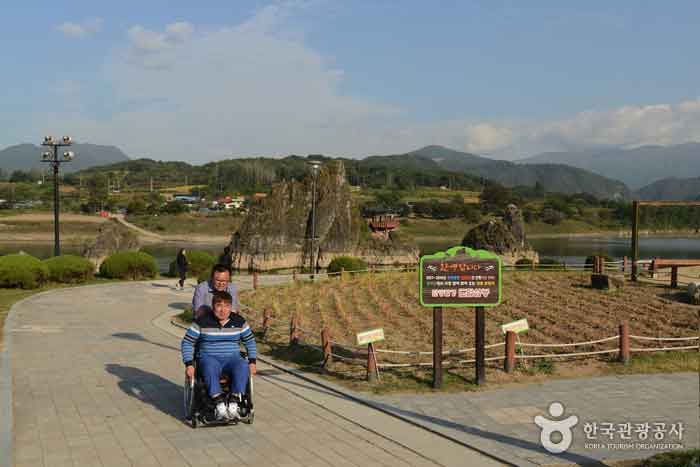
[215,401,229,420]
[227,401,239,420]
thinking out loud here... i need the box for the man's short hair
[212,290,233,306]
[211,263,231,276]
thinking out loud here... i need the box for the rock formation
[461,205,539,265]
[228,160,418,271]
[83,219,140,269]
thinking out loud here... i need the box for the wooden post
[289,313,299,346]
[433,307,443,389]
[321,328,332,366]
[292,270,297,282]
[631,200,640,282]
[253,271,259,290]
[504,330,516,373]
[619,322,630,365]
[262,307,272,339]
[340,267,345,281]
[475,307,486,385]
[623,256,628,273]
[671,266,679,288]
[367,343,378,383]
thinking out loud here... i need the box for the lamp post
[41,136,74,257]
[307,160,322,281]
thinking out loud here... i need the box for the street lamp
[307,160,322,281]
[41,135,74,257]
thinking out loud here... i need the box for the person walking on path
[176,248,188,290]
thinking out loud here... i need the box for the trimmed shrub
[167,251,216,278]
[0,254,49,289]
[43,255,94,283]
[327,256,368,274]
[99,251,158,280]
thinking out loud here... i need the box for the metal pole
[631,202,638,280]
[432,306,443,389]
[475,306,485,385]
[310,173,317,281]
[52,146,60,257]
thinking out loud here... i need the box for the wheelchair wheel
[242,375,254,425]
[184,377,197,428]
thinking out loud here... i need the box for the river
[2,236,699,272]
[419,235,700,264]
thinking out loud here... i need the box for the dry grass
[240,271,699,392]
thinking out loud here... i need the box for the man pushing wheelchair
[181,290,257,423]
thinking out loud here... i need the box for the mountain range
[3,140,699,201]
[397,145,630,200]
[520,143,700,189]
[634,176,700,201]
[0,143,130,173]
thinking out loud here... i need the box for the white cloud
[465,123,513,154]
[56,18,102,38]
[39,4,700,162]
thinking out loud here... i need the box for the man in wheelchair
[181,290,257,422]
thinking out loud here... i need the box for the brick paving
[363,368,699,465]
[6,281,500,467]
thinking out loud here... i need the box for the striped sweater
[181,313,257,365]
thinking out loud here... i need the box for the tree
[463,204,481,223]
[374,190,402,208]
[9,170,35,183]
[480,182,512,212]
[86,173,109,211]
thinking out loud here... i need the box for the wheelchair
[183,353,254,428]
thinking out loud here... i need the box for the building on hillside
[368,212,399,237]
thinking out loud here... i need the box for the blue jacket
[181,312,256,366]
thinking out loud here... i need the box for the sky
[1,0,699,163]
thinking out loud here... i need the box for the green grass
[617,351,699,375]
[126,213,243,236]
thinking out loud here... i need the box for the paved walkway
[3,276,698,466]
[364,373,699,466]
[3,280,501,467]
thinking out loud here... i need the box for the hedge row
[44,255,94,283]
[99,251,158,280]
[327,256,368,274]
[0,254,49,289]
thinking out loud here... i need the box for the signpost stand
[433,307,443,388]
[475,306,485,385]
[420,246,502,388]
[357,328,384,383]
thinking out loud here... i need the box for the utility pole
[40,136,74,257]
[307,160,322,280]
[150,177,153,192]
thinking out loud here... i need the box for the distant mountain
[635,176,700,201]
[0,143,130,173]
[402,145,630,200]
[520,143,700,189]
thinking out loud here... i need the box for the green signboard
[419,246,502,308]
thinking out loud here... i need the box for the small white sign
[501,319,529,335]
[356,328,385,346]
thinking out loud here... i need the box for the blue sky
[2,1,699,162]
